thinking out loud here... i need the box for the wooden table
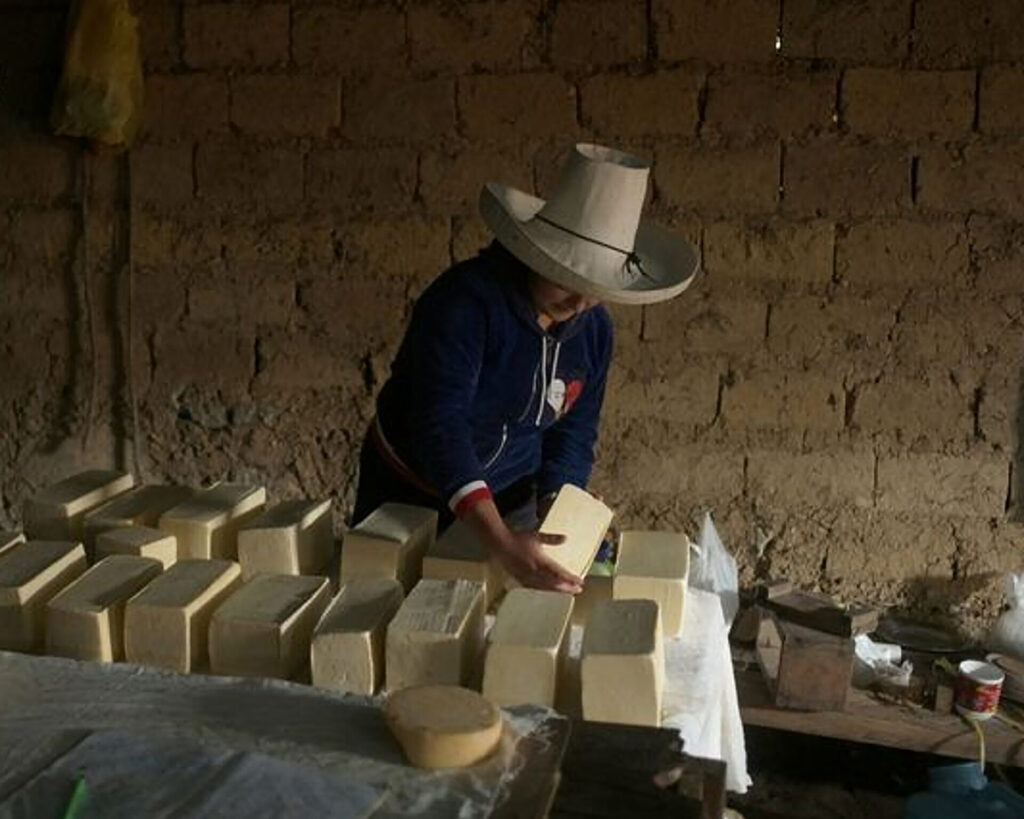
[736,668,1024,767]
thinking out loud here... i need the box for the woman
[353,144,698,592]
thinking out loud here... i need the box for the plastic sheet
[0,652,557,818]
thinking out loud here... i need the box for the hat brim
[479,182,699,306]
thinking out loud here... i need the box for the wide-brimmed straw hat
[479,143,699,305]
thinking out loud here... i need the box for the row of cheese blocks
[14,469,622,613]
[0,533,667,727]
[16,470,615,596]
[19,470,332,578]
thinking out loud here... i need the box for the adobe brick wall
[1,0,1022,635]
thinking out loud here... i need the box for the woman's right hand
[490,528,583,594]
[462,496,583,594]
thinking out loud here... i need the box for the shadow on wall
[896,574,999,639]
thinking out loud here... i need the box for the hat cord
[534,214,654,284]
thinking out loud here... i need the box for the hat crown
[538,144,649,252]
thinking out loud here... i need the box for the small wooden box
[756,609,854,711]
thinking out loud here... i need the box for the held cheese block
[24,470,135,541]
[208,573,331,679]
[581,599,664,727]
[46,555,163,662]
[95,526,178,569]
[0,531,26,557]
[124,559,242,672]
[537,485,614,580]
[82,484,194,549]
[310,578,404,695]
[385,578,485,692]
[482,588,574,708]
[421,520,503,609]
[385,685,503,769]
[159,483,266,561]
[237,499,333,580]
[613,530,690,637]
[341,503,437,592]
[0,541,87,652]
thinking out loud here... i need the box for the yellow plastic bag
[51,0,143,149]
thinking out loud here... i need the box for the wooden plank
[759,582,878,637]
[736,668,1024,767]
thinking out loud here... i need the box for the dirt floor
[731,726,1024,819]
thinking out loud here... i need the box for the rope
[533,214,654,283]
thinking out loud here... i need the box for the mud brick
[345,76,454,144]
[967,216,1024,293]
[876,453,1009,517]
[767,296,893,372]
[607,353,720,426]
[218,216,336,269]
[551,0,646,68]
[420,146,530,214]
[644,294,767,354]
[0,8,65,68]
[655,0,778,62]
[188,269,295,327]
[853,376,972,443]
[657,145,779,213]
[1,140,76,204]
[300,275,407,341]
[723,370,844,431]
[253,327,365,394]
[293,6,407,71]
[459,74,577,143]
[781,0,910,63]
[151,322,254,394]
[337,217,451,283]
[914,0,1024,67]
[918,146,1024,216]
[581,71,702,139]
[705,69,837,140]
[452,215,494,261]
[137,0,180,70]
[195,140,303,211]
[835,220,969,287]
[703,220,834,284]
[231,75,339,138]
[307,148,417,213]
[748,449,874,508]
[132,211,222,270]
[131,144,193,208]
[408,1,539,73]
[141,74,228,140]
[7,208,77,270]
[842,69,974,138]
[184,4,288,69]
[980,69,1024,134]
[783,142,910,216]
[956,518,1024,578]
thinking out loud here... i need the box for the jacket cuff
[449,480,493,517]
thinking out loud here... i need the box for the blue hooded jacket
[374,241,614,515]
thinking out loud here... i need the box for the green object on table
[63,771,88,819]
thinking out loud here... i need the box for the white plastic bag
[688,511,740,626]
[853,633,913,689]
[988,572,1024,660]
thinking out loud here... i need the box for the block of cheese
[124,559,242,672]
[341,503,437,592]
[310,578,404,695]
[82,484,194,550]
[95,526,178,569]
[581,599,664,727]
[572,572,613,627]
[422,520,503,610]
[0,531,25,557]
[159,483,266,560]
[613,531,690,637]
[24,470,135,541]
[209,573,331,679]
[0,541,87,652]
[482,588,574,707]
[237,499,333,580]
[385,685,502,769]
[46,555,162,662]
[385,578,485,692]
[537,485,614,580]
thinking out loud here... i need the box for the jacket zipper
[482,423,508,470]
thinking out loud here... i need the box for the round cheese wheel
[385,685,503,769]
